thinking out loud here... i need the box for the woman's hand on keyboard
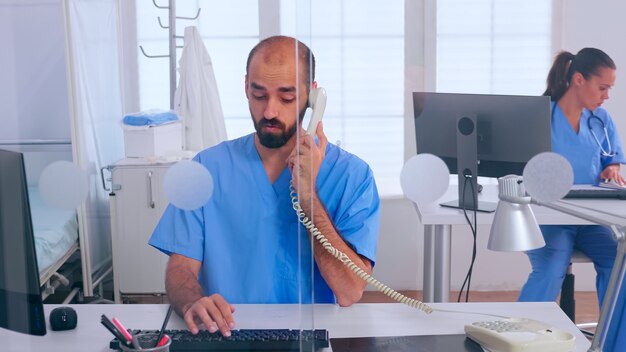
[600,165,626,186]
[183,293,236,337]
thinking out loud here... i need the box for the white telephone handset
[306,87,327,135]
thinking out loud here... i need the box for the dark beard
[253,105,308,148]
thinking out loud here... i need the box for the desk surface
[1,302,590,351]
[416,183,626,225]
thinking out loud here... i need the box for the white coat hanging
[174,26,227,152]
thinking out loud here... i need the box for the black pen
[154,305,173,348]
[101,315,132,347]
[101,319,124,342]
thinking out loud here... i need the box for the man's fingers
[205,299,231,336]
[183,308,200,334]
[182,295,237,336]
[316,121,328,154]
[213,295,236,330]
[193,302,218,334]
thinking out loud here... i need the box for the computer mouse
[50,306,77,331]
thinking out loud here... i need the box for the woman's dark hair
[543,47,616,101]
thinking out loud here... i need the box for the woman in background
[518,47,626,351]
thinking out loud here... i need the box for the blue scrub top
[149,133,380,304]
[551,102,625,183]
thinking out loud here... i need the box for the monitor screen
[412,92,551,211]
[0,149,47,336]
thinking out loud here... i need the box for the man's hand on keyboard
[183,293,236,337]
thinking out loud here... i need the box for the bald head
[246,36,315,87]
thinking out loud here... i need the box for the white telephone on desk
[306,87,327,135]
[464,318,575,352]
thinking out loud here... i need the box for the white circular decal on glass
[163,160,213,210]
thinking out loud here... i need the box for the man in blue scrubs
[149,36,380,337]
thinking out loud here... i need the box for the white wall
[373,0,626,293]
[561,0,626,158]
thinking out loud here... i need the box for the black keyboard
[564,188,626,200]
[109,329,330,351]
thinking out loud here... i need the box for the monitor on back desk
[413,92,551,212]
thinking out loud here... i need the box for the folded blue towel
[123,110,178,126]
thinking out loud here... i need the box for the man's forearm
[301,195,371,306]
[165,262,205,316]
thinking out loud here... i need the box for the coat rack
[139,0,201,109]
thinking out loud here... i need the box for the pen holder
[119,333,171,352]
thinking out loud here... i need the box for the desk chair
[559,250,597,337]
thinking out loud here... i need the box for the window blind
[436,0,552,95]
[280,0,405,196]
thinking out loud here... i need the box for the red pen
[112,317,134,344]
[156,335,169,347]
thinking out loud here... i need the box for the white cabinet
[108,159,172,303]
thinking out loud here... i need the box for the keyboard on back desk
[109,329,330,351]
[564,187,626,200]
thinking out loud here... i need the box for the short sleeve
[333,166,380,267]
[148,203,205,261]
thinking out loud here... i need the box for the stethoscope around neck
[552,102,617,158]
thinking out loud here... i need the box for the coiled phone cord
[289,182,433,314]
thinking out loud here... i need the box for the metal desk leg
[590,239,626,352]
[423,224,451,303]
[423,225,435,302]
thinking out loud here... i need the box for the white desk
[0,302,590,351]
[416,183,626,302]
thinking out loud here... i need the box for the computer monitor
[412,92,551,212]
[0,149,47,335]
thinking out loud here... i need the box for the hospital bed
[0,141,109,303]
[29,185,80,298]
